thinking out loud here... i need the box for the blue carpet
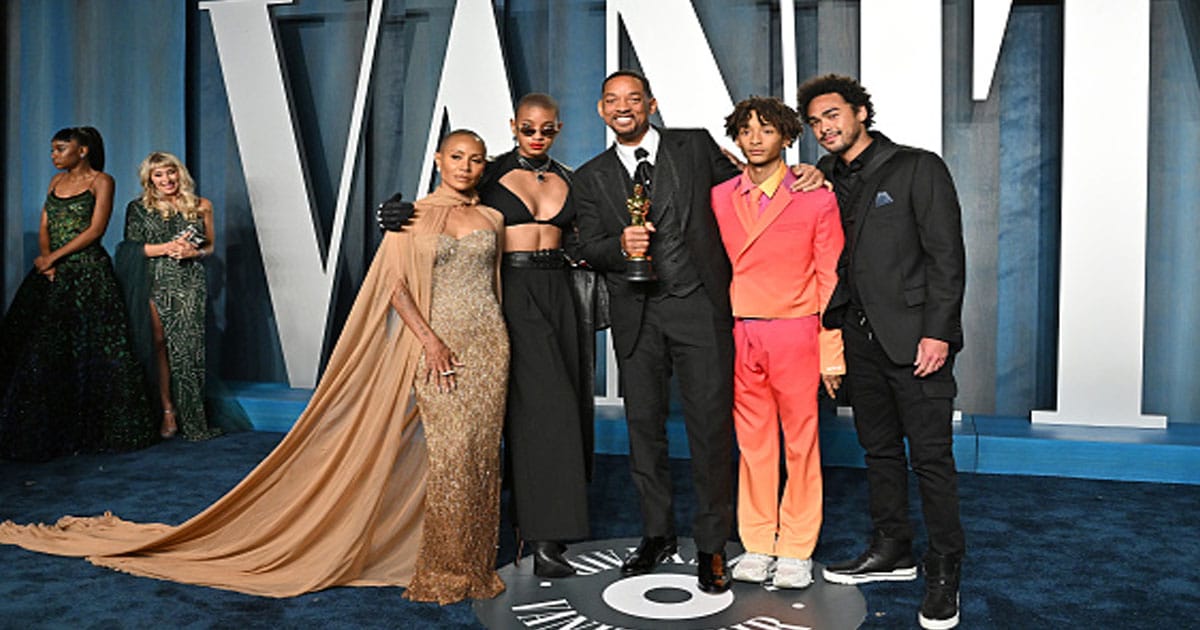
[1,432,1197,628]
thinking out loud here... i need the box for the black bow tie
[633,147,653,194]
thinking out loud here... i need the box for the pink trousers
[733,316,822,559]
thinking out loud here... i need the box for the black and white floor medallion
[474,537,867,629]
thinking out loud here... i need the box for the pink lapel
[731,178,759,237]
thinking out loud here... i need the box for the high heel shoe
[160,408,178,439]
[533,541,576,578]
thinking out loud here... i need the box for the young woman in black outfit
[476,93,594,578]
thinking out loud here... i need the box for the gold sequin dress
[404,229,509,604]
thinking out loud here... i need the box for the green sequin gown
[121,201,221,441]
[0,191,156,461]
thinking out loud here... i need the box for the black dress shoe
[533,541,576,578]
[697,551,731,593]
[621,536,678,575]
[822,531,918,585]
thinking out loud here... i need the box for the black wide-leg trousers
[502,264,590,542]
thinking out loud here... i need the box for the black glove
[377,193,415,232]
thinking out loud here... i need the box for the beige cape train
[0,193,504,597]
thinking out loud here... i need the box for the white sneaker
[731,552,775,583]
[772,556,814,589]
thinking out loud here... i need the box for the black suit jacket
[819,132,966,365]
[571,128,740,358]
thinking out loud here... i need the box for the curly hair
[724,96,804,142]
[796,74,875,129]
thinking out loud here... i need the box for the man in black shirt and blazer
[798,74,966,630]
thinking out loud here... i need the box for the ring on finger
[440,369,456,376]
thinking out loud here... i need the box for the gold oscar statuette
[623,183,657,282]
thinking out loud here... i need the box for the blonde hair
[138,152,204,221]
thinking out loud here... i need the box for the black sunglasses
[518,125,560,138]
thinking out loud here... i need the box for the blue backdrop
[3,0,1198,424]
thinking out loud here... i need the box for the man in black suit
[797,74,966,630]
[570,70,739,593]
[571,70,823,593]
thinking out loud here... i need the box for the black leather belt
[503,249,568,269]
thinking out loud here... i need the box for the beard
[825,121,868,155]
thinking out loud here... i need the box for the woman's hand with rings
[423,338,464,393]
[176,241,200,260]
[167,238,196,260]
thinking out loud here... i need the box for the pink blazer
[712,171,845,374]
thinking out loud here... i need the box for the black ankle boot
[918,552,961,629]
[533,541,575,578]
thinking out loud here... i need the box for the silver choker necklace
[517,155,552,183]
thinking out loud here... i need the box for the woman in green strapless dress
[0,127,156,461]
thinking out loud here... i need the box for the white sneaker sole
[771,575,813,589]
[822,566,918,585]
[918,594,960,629]
[918,611,960,629]
[731,560,775,583]
[731,569,770,583]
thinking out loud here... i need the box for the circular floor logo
[474,537,866,629]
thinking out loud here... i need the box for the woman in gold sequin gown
[0,131,508,605]
[396,130,509,603]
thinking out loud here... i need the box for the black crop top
[477,149,575,229]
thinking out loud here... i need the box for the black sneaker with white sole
[918,552,961,629]
[821,532,918,585]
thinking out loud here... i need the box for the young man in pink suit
[711,96,844,589]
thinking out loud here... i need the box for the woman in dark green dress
[0,126,156,461]
[118,152,222,441]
